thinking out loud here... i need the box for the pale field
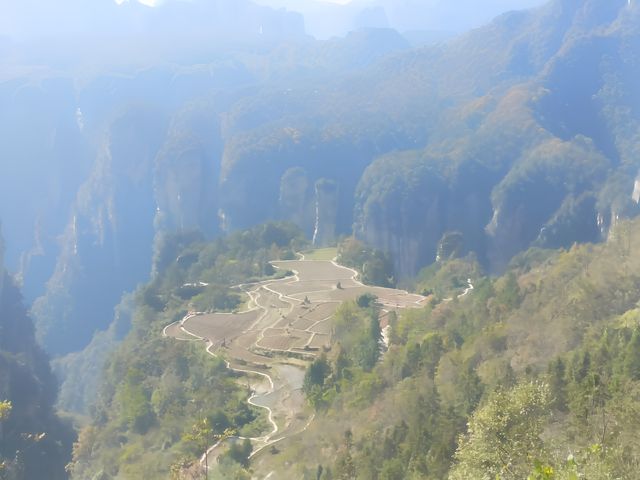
[300,247,338,261]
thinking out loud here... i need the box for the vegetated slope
[68,223,305,479]
[0,237,74,479]
[272,218,640,479]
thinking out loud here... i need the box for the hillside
[72,217,640,479]
[0,0,637,447]
[0,232,74,479]
[67,223,307,478]
[250,218,640,479]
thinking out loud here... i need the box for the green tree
[353,315,381,372]
[224,438,253,468]
[496,272,521,310]
[356,293,377,309]
[303,355,332,409]
[422,333,444,378]
[455,362,484,415]
[0,401,10,444]
[334,430,355,480]
[624,328,640,380]
[117,369,154,434]
[379,458,405,480]
[303,355,332,394]
[548,358,568,411]
[449,381,551,480]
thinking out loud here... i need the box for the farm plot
[309,317,333,335]
[272,280,339,296]
[368,287,427,308]
[302,286,371,303]
[308,333,330,350]
[286,303,337,330]
[287,317,312,331]
[232,330,260,350]
[273,260,356,281]
[258,332,312,351]
[254,286,290,309]
[181,310,258,343]
[304,302,339,321]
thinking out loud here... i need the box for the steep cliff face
[279,167,315,238]
[0,229,4,296]
[312,178,340,247]
[485,137,611,270]
[154,102,224,236]
[278,171,344,247]
[32,108,166,356]
[354,153,496,277]
[218,126,379,234]
[0,77,92,301]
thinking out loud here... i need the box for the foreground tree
[449,381,551,480]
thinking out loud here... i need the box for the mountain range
[0,0,638,417]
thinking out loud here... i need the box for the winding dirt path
[163,256,453,477]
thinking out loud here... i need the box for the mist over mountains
[0,0,305,41]
[0,0,305,70]
[1,0,640,477]
[1,0,638,354]
[256,0,548,39]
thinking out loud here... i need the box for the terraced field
[163,254,428,478]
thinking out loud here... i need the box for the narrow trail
[163,311,283,469]
[163,274,313,473]
[443,278,475,302]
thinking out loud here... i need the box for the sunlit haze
[1,1,638,479]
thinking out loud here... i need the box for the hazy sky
[1,0,549,43]
[254,0,548,38]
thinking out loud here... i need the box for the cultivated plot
[164,256,430,472]
[182,310,259,344]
